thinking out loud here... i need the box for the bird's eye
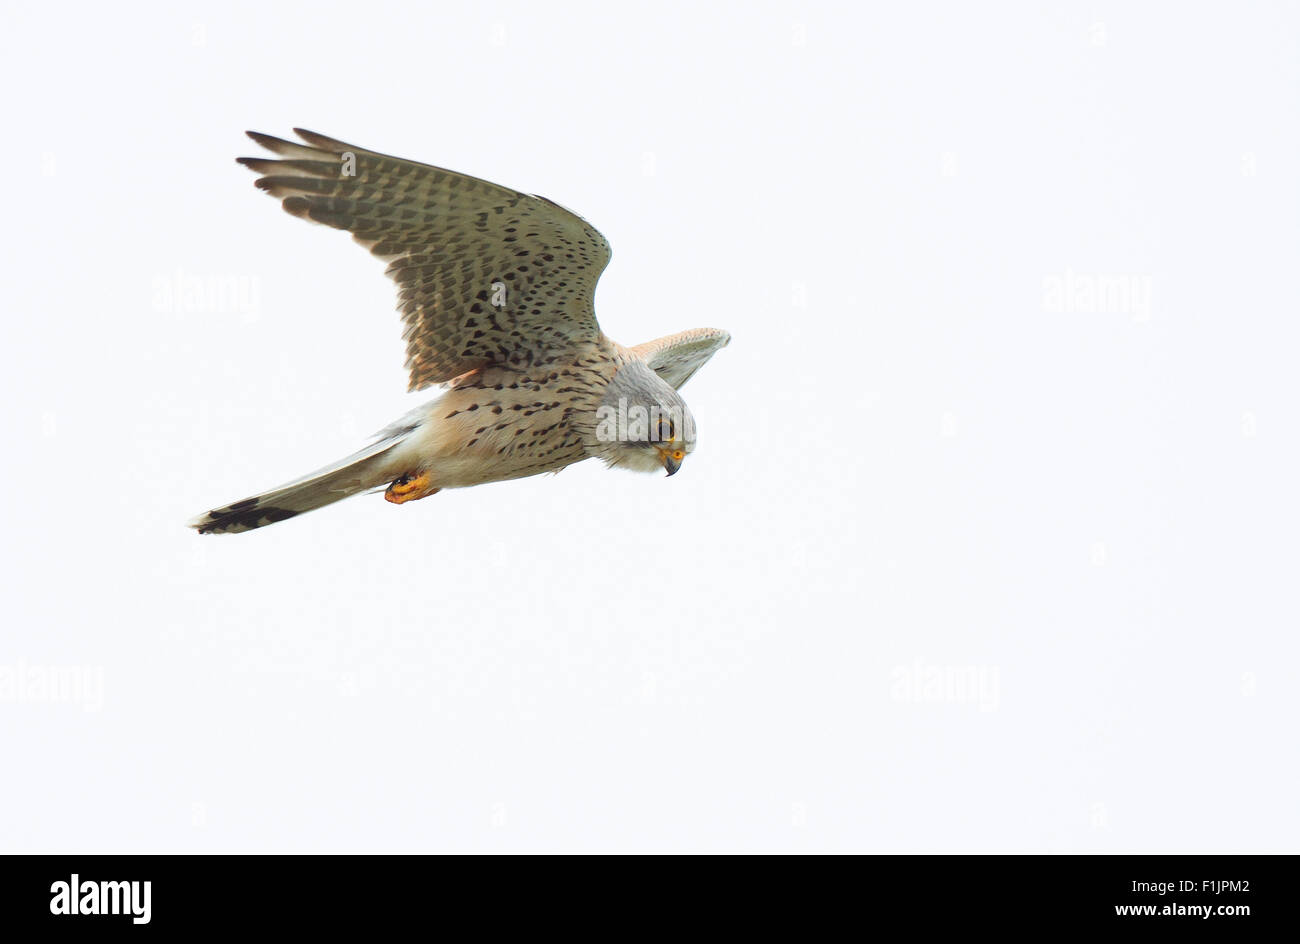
[657,418,674,442]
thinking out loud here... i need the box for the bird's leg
[384,470,440,504]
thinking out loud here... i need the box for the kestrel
[189,129,730,534]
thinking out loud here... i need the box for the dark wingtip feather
[245,130,322,158]
[293,128,356,152]
[282,195,313,218]
[246,130,285,148]
[237,156,275,173]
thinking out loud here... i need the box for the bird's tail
[187,433,410,535]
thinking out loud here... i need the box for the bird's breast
[415,365,606,487]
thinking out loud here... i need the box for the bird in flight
[189,129,730,534]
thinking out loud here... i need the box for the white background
[1,1,1296,852]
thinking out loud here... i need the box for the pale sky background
[1,1,1296,852]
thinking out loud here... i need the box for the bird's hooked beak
[659,445,685,476]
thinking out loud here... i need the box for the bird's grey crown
[601,360,680,412]
[603,362,695,437]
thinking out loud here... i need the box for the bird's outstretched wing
[628,327,731,389]
[239,129,612,390]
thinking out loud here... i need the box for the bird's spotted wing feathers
[240,129,612,390]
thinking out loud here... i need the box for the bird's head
[585,361,697,476]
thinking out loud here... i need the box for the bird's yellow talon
[385,471,439,504]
